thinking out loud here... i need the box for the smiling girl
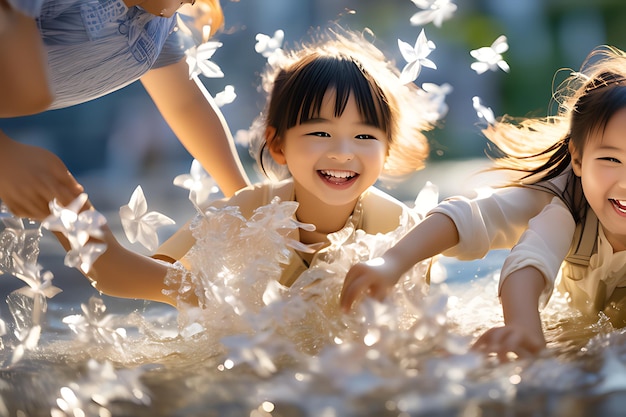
[72,27,433,307]
[340,45,626,358]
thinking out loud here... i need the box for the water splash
[0,199,625,416]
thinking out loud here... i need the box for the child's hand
[0,133,83,220]
[472,324,546,361]
[340,257,400,311]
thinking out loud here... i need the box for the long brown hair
[485,46,626,185]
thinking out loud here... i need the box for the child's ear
[265,127,287,165]
[569,139,582,177]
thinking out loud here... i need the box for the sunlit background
[2,0,626,208]
[9,0,622,301]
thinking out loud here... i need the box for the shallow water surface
[2,246,626,417]
[1,172,626,417]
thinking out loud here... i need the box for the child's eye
[355,134,378,140]
[598,157,622,164]
[307,131,330,137]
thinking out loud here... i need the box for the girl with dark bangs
[64,27,434,307]
[341,45,626,360]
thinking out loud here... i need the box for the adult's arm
[0,0,53,116]
[141,60,250,198]
[0,5,83,220]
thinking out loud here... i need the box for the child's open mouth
[318,169,358,185]
[610,199,626,213]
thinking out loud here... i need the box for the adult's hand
[0,130,83,220]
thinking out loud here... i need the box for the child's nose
[327,137,354,161]
[619,169,626,188]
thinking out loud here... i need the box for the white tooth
[614,200,626,213]
[322,170,354,178]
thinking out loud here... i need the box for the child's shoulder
[360,186,415,234]
[216,179,295,218]
[362,186,405,206]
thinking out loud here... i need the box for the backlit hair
[249,27,433,181]
[485,46,626,185]
[187,0,224,39]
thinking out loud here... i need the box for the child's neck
[600,224,626,253]
[294,194,357,245]
[604,232,626,253]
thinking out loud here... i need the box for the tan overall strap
[520,167,596,266]
[564,209,598,266]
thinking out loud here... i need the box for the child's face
[270,91,389,209]
[572,107,626,251]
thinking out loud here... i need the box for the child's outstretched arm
[340,212,459,310]
[141,60,250,198]
[90,182,277,305]
[473,266,546,359]
[51,203,191,307]
[85,223,185,307]
[340,186,557,311]
[473,197,575,359]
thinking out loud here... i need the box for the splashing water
[0,196,625,417]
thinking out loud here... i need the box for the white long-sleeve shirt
[429,187,573,307]
[427,168,626,313]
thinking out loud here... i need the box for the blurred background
[2,0,626,217]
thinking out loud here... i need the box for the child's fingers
[339,279,358,311]
[496,330,529,361]
[473,328,515,360]
[473,326,542,361]
[340,272,368,311]
[341,262,393,311]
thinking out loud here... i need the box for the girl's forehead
[585,107,626,146]
[319,88,354,106]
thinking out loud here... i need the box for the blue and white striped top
[8,0,189,109]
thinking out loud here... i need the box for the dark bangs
[268,55,391,141]
[572,79,626,149]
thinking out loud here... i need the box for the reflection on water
[1,171,626,417]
